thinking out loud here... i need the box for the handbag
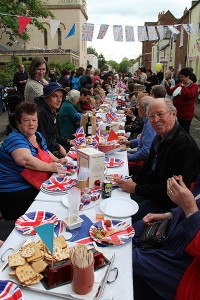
[136,218,171,249]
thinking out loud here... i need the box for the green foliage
[107,60,119,72]
[98,53,107,72]
[87,46,98,57]
[61,61,75,72]
[118,58,132,73]
[0,68,14,86]
[0,0,54,46]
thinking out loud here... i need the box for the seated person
[133,176,200,300]
[120,96,156,162]
[75,88,93,112]
[116,98,200,222]
[0,102,67,220]
[59,89,81,139]
[35,82,72,157]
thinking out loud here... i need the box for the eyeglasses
[136,104,145,109]
[148,111,170,120]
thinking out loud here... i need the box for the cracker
[9,269,16,276]
[16,265,38,283]
[26,247,42,262]
[8,253,26,267]
[23,273,43,286]
[53,246,70,261]
[20,242,36,258]
[35,240,45,250]
[31,259,48,273]
[54,236,67,249]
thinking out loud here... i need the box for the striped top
[0,129,48,192]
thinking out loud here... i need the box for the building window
[179,26,183,48]
[44,29,48,47]
[58,28,62,48]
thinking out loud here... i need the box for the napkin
[66,151,78,160]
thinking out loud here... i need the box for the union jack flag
[105,157,124,167]
[113,25,123,41]
[125,26,135,42]
[92,139,98,149]
[82,23,94,41]
[95,129,101,143]
[0,281,23,300]
[75,126,86,146]
[97,24,109,39]
[15,211,58,235]
[106,112,116,122]
[182,24,191,34]
[138,26,148,42]
[41,177,76,191]
[147,26,158,41]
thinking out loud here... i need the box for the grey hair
[140,96,154,109]
[147,98,177,114]
[67,89,80,103]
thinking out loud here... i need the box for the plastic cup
[57,166,66,178]
[95,204,104,221]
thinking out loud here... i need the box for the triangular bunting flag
[157,25,165,40]
[35,223,54,254]
[107,129,119,141]
[182,24,191,34]
[18,16,32,35]
[65,23,76,39]
[50,20,60,39]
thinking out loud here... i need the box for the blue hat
[40,82,67,98]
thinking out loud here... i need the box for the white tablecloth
[0,150,134,300]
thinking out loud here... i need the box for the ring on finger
[168,189,173,194]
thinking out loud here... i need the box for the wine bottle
[86,116,92,136]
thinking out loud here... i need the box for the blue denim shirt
[128,117,156,161]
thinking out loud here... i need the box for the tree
[0,0,54,46]
[118,58,132,73]
[87,46,98,57]
[107,60,119,72]
[98,53,107,72]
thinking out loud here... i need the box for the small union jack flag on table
[75,126,86,147]
[41,177,76,192]
[106,112,116,123]
[15,211,58,235]
[105,157,124,167]
[0,280,23,300]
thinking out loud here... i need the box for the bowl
[62,215,83,230]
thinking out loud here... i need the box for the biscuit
[54,236,67,249]
[8,253,26,267]
[16,265,38,283]
[26,247,42,262]
[20,242,36,258]
[31,259,48,273]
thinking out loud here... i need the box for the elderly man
[117,98,200,222]
[35,82,72,158]
[120,96,156,163]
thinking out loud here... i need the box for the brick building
[142,10,177,70]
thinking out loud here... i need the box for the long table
[0,150,135,300]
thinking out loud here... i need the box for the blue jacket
[128,117,156,161]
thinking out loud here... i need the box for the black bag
[136,218,171,249]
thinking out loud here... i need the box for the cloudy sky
[86,0,192,62]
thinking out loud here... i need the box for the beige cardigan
[24,78,48,102]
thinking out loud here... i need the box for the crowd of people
[0,57,200,299]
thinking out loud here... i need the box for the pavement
[1,102,200,147]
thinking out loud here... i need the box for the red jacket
[175,230,200,300]
[167,82,198,120]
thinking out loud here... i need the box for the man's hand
[115,178,137,193]
[142,213,167,225]
[59,145,67,156]
[167,176,198,216]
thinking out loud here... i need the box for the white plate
[172,86,182,97]
[61,195,97,211]
[99,197,139,218]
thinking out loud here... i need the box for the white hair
[67,89,80,103]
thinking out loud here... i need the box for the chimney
[183,7,189,14]
[158,12,164,21]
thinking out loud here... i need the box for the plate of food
[89,219,135,246]
[41,177,76,192]
[15,211,59,235]
[0,280,23,299]
[105,174,123,185]
[105,157,124,167]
